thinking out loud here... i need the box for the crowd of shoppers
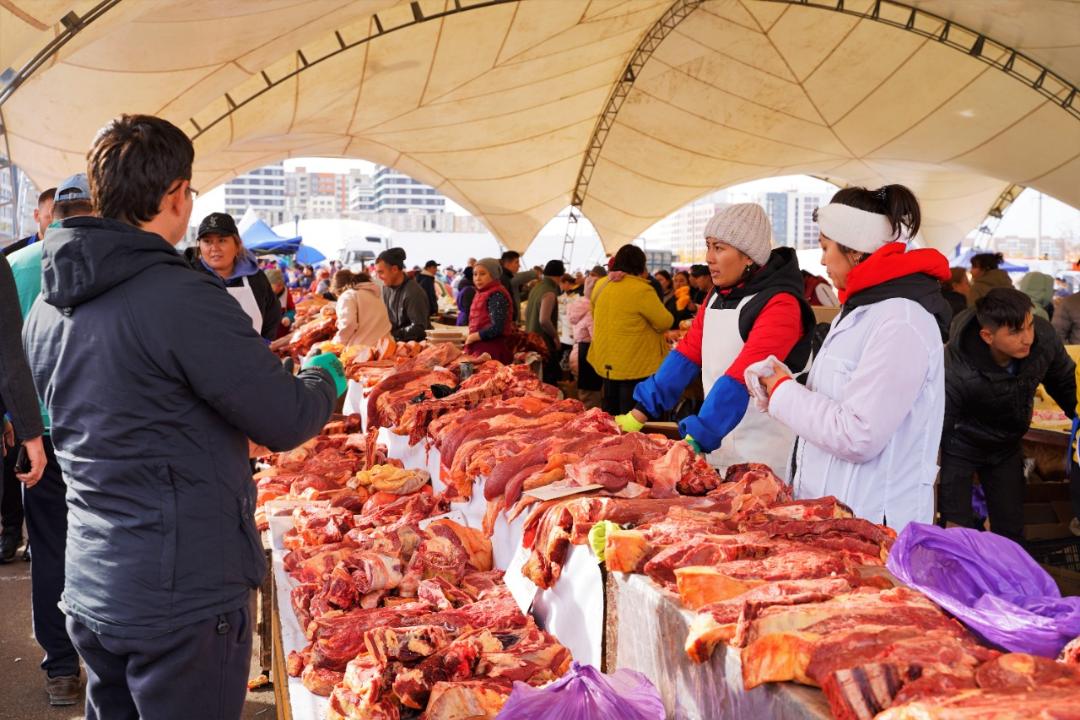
[3,106,1080,720]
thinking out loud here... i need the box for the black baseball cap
[197,212,239,239]
[424,259,439,269]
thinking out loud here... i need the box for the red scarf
[839,242,950,303]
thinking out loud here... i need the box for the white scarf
[816,203,902,254]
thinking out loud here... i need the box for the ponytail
[829,183,921,240]
[970,252,1004,271]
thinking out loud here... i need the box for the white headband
[815,203,901,254]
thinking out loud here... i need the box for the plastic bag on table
[495,661,663,720]
[886,522,1080,657]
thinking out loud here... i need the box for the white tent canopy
[1,0,1077,252]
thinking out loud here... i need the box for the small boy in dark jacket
[940,287,1076,543]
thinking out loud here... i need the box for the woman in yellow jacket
[588,244,674,414]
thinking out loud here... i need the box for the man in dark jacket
[376,248,431,341]
[415,259,440,316]
[22,114,343,720]
[940,287,1076,544]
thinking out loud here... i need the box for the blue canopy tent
[241,217,326,265]
[951,247,1029,273]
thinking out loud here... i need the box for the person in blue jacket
[22,114,347,720]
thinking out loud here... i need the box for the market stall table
[605,573,830,720]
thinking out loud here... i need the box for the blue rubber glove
[302,353,347,398]
[678,375,749,454]
[1068,415,1080,475]
[615,412,645,433]
[632,350,699,418]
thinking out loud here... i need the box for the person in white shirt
[750,185,952,532]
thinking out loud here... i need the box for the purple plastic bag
[495,662,664,720]
[886,523,1080,657]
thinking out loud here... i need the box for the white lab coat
[768,297,944,531]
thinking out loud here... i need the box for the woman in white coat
[753,185,951,531]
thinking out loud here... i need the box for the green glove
[615,412,645,434]
[684,434,703,455]
[588,520,621,563]
[302,353,347,398]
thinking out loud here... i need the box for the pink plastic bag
[496,662,664,720]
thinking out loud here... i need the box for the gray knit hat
[476,257,502,281]
[703,203,773,266]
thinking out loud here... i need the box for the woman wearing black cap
[190,212,281,343]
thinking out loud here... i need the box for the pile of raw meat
[570,463,1080,719]
[253,415,387,530]
[272,300,338,358]
[262,435,572,720]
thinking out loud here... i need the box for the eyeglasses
[166,181,198,201]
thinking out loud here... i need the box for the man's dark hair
[38,188,56,205]
[970,253,1004,272]
[500,250,520,264]
[612,244,646,275]
[976,288,1033,332]
[376,247,406,269]
[52,199,94,220]
[689,264,710,278]
[87,114,193,226]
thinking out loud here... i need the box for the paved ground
[0,541,277,720]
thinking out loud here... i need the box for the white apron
[701,294,796,481]
[227,276,263,335]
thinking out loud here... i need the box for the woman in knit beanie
[464,257,515,363]
[617,203,815,478]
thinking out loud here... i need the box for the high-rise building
[285,166,349,219]
[792,193,825,249]
[348,170,376,212]
[372,166,445,213]
[223,162,286,226]
[765,191,794,247]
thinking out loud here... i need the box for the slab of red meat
[875,685,1080,719]
[684,577,857,662]
[393,629,500,709]
[285,505,356,550]
[418,577,475,610]
[760,496,854,521]
[739,517,896,565]
[352,491,448,531]
[642,532,776,586]
[739,588,965,691]
[397,363,560,444]
[301,665,345,697]
[363,624,451,666]
[368,368,458,430]
[421,679,513,720]
[812,628,998,719]
[974,653,1080,690]
[303,602,435,671]
[520,494,737,588]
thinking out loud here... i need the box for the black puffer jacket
[943,308,1076,461]
[23,217,335,639]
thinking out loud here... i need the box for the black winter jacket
[943,309,1076,461]
[23,217,335,639]
[0,252,44,440]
